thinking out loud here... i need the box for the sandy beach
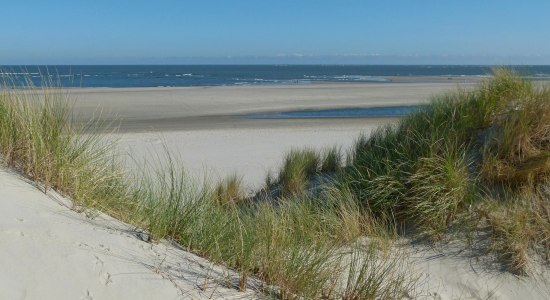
[70,82,467,132]
[68,82,471,188]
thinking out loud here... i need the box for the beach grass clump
[248,201,338,298]
[214,173,246,206]
[0,77,135,221]
[321,146,343,173]
[406,148,474,236]
[479,87,550,184]
[236,196,413,299]
[336,68,550,272]
[262,146,342,201]
[277,148,321,196]
[319,183,396,243]
[477,183,550,275]
[131,155,212,240]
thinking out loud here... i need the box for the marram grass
[335,69,550,273]
[263,69,550,274]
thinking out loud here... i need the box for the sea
[1,65,550,88]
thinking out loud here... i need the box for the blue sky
[1,0,550,64]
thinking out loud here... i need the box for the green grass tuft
[214,173,246,206]
[321,146,343,173]
[277,148,321,197]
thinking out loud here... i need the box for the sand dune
[2,168,548,299]
[0,169,260,300]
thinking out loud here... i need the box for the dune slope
[0,169,259,300]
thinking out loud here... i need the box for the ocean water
[245,105,425,119]
[1,65,550,88]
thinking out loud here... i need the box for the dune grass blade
[321,146,343,173]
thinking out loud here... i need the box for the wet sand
[70,81,474,132]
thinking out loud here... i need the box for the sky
[1,0,550,65]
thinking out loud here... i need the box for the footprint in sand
[76,241,90,249]
[99,271,112,285]
[93,255,104,268]
[81,289,93,300]
[99,244,111,252]
[146,137,162,144]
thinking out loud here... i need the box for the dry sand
[409,243,550,299]
[114,121,387,190]
[3,82,549,299]
[0,169,261,300]
[2,165,548,299]
[75,82,467,188]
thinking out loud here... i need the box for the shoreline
[65,76,482,90]
[106,114,400,133]
[70,81,472,132]
[60,75,486,88]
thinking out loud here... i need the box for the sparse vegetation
[341,244,415,300]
